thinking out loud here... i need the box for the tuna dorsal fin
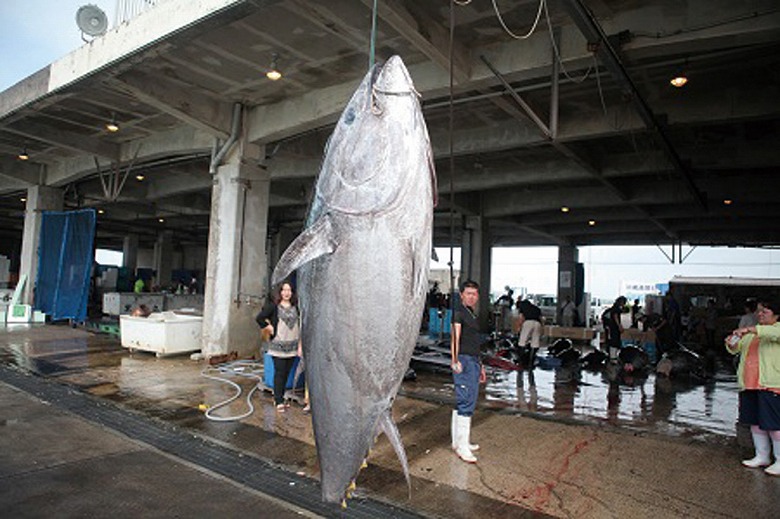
[271,214,338,286]
[378,410,411,499]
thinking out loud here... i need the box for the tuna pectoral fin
[378,411,411,499]
[271,214,338,285]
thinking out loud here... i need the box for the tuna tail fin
[378,410,411,500]
[271,214,338,285]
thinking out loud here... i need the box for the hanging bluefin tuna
[272,55,436,503]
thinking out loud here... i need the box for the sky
[436,245,780,300]
[0,1,116,91]
[5,2,780,299]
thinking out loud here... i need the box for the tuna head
[307,54,435,223]
[272,55,435,504]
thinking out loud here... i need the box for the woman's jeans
[272,356,296,405]
[453,354,480,416]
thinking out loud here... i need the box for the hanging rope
[542,0,592,84]
[448,1,457,301]
[368,0,379,70]
[493,0,545,40]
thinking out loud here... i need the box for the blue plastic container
[263,352,305,389]
[428,308,452,338]
[643,341,657,364]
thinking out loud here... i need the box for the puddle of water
[0,323,125,376]
[483,364,739,437]
[1,323,742,441]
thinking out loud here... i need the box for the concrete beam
[0,178,32,195]
[492,218,569,247]
[145,170,213,200]
[245,0,779,146]
[481,182,684,218]
[4,121,119,159]
[0,68,51,120]
[45,125,214,186]
[360,0,471,83]
[84,195,212,218]
[246,77,353,144]
[268,156,321,180]
[244,33,565,144]
[438,155,591,194]
[0,157,43,185]
[111,72,233,139]
[286,0,367,53]
[47,0,280,92]
[0,1,283,120]
[430,117,544,158]
[483,170,780,220]
[619,3,780,62]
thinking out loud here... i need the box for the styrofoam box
[120,312,202,356]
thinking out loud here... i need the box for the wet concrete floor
[0,382,313,518]
[1,322,779,518]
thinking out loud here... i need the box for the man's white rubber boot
[451,410,458,450]
[455,415,477,463]
[743,429,771,468]
[451,411,479,451]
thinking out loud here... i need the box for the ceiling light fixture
[561,206,570,213]
[670,74,688,88]
[20,197,27,203]
[158,218,165,223]
[266,52,282,81]
[723,199,733,205]
[136,174,145,181]
[98,209,105,214]
[670,59,689,88]
[588,220,596,226]
[106,113,119,132]
[18,148,29,160]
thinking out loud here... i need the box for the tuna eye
[344,108,355,125]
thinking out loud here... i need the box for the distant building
[669,276,780,309]
[619,280,662,304]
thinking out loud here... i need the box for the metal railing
[114,0,163,25]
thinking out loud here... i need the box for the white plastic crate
[120,312,202,356]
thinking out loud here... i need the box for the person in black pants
[603,296,627,361]
[256,281,301,412]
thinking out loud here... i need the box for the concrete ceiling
[1,0,779,251]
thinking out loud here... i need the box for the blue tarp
[35,209,96,322]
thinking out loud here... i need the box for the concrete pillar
[123,234,138,273]
[19,185,63,305]
[460,215,492,327]
[556,245,581,325]
[154,230,174,287]
[202,143,269,358]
